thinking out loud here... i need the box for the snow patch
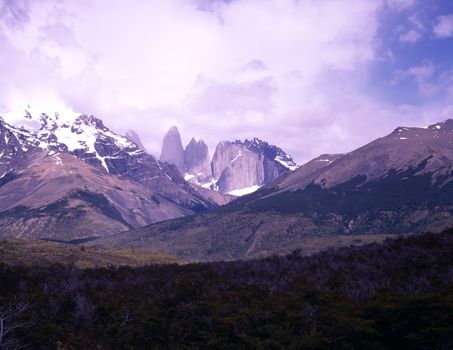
[53,155,63,166]
[228,185,261,196]
[201,179,217,189]
[184,174,195,181]
[231,151,243,164]
[275,155,298,170]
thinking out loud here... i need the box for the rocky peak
[1,111,217,221]
[160,126,185,173]
[211,138,297,194]
[1,109,143,173]
[184,137,211,179]
[125,129,147,152]
[427,119,453,132]
[74,114,106,130]
[0,119,33,176]
[236,137,298,171]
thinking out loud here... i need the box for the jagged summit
[125,129,147,152]
[168,126,180,133]
[0,111,219,239]
[240,137,298,171]
[427,118,453,131]
[1,111,138,172]
[157,127,298,195]
[211,137,298,193]
[184,137,211,182]
[160,126,185,173]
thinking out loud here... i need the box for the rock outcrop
[160,126,185,173]
[211,138,297,193]
[184,137,211,181]
[158,128,297,195]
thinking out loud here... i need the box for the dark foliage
[0,229,452,349]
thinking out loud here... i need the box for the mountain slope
[11,112,215,212]
[269,120,453,192]
[0,111,217,239]
[93,120,453,260]
[0,150,197,239]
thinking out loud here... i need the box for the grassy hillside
[0,228,451,349]
[0,238,186,267]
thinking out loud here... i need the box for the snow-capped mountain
[2,111,142,173]
[211,137,298,194]
[0,109,219,239]
[241,137,298,171]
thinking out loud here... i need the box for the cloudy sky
[1,0,453,163]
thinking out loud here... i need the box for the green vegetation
[0,229,452,349]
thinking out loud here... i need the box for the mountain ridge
[92,118,453,260]
[0,111,219,239]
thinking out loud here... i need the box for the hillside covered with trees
[1,229,452,349]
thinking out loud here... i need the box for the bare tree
[0,301,32,350]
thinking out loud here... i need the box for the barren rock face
[160,126,185,173]
[211,138,297,193]
[184,137,211,179]
[212,142,264,192]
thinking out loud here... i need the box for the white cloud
[0,0,446,164]
[386,0,416,11]
[390,60,438,96]
[399,29,421,43]
[390,61,453,102]
[433,14,453,38]
[397,14,425,44]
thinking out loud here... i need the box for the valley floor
[0,238,186,267]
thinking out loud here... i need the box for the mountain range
[1,109,452,261]
[94,119,453,260]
